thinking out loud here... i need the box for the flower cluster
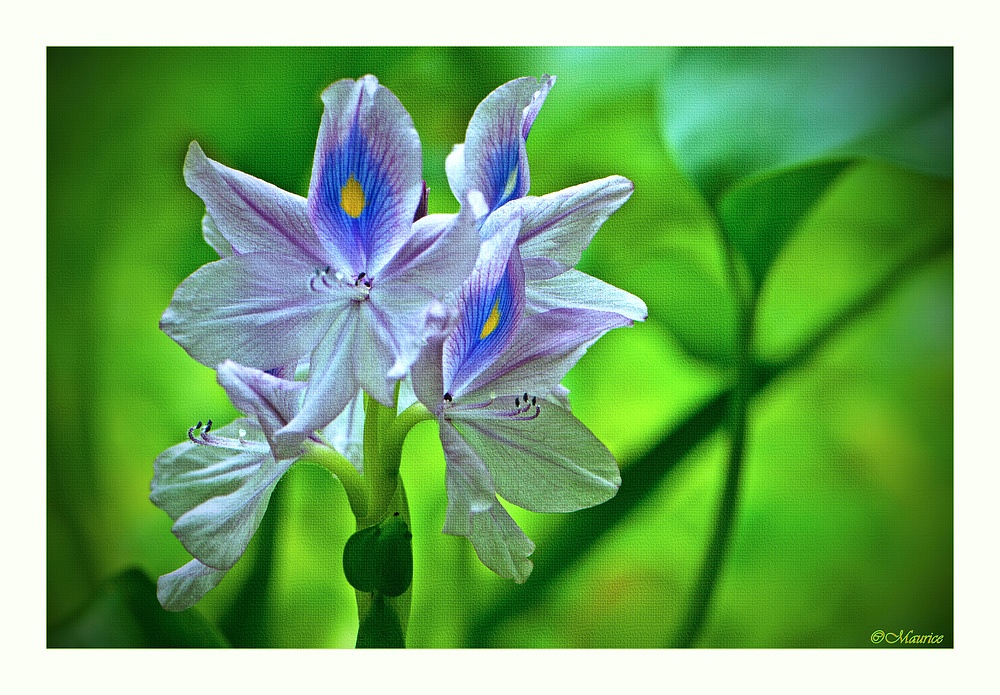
[152,75,646,610]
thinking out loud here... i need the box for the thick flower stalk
[410,202,633,581]
[160,76,478,452]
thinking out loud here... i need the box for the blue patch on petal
[484,144,522,215]
[460,259,517,373]
[317,122,395,263]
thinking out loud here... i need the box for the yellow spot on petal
[480,298,501,340]
[501,166,519,201]
[341,175,365,218]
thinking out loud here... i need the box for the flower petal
[184,141,327,263]
[309,76,423,275]
[518,176,635,279]
[157,558,227,612]
[320,388,366,474]
[526,268,648,321]
[276,306,361,447]
[443,205,525,398]
[468,499,535,584]
[151,419,293,570]
[201,213,233,258]
[370,211,480,389]
[440,421,497,534]
[463,308,633,401]
[451,402,621,513]
[217,361,306,459]
[459,75,556,218]
[445,144,465,203]
[439,423,534,582]
[160,251,351,371]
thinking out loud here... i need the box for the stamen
[187,420,267,452]
[443,392,452,402]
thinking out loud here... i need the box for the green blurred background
[47,47,953,648]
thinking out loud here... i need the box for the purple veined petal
[201,213,234,259]
[468,498,535,583]
[375,211,479,309]
[439,423,533,582]
[157,558,227,612]
[353,300,404,407]
[442,207,525,399]
[461,75,555,219]
[320,388,366,474]
[184,141,329,265]
[462,308,633,401]
[439,421,499,530]
[526,268,649,322]
[518,176,635,278]
[160,251,353,372]
[309,76,423,276]
[449,401,620,513]
[275,306,362,448]
[445,144,465,204]
[151,419,294,571]
[410,304,453,418]
[217,361,306,459]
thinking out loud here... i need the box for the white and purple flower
[161,76,478,453]
[410,203,631,582]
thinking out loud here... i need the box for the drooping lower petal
[308,76,423,275]
[157,558,227,612]
[151,419,294,571]
[184,141,329,264]
[160,251,352,371]
[526,268,648,321]
[468,499,535,584]
[438,421,534,582]
[517,176,635,278]
[450,402,620,513]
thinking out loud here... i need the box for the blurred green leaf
[717,160,853,286]
[469,233,951,647]
[634,247,738,363]
[660,47,953,204]
[48,568,229,648]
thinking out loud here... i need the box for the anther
[355,272,366,287]
[531,396,536,406]
[443,392,453,402]
[523,393,529,403]
[204,419,212,434]
[515,397,519,407]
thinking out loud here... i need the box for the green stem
[673,284,759,648]
[354,481,412,648]
[299,441,369,521]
